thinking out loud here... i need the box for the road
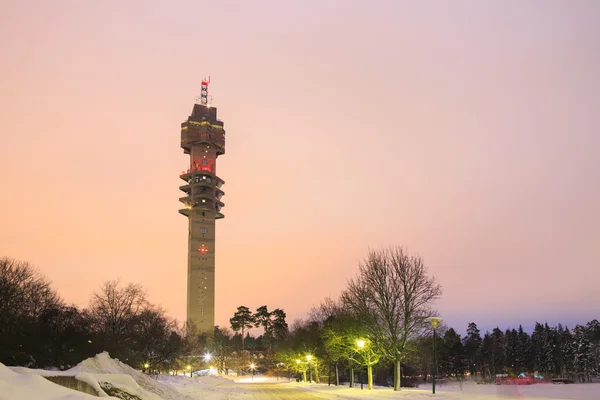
[227,383,332,399]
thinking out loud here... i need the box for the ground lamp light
[306,355,313,383]
[250,363,256,380]
[186,364,192,378]
[427,317,443,395]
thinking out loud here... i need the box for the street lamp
[356,339,367,389]
[143,362,149,374]
[204,352,212,362]
[186,364,192,378]
[306,355,313,383]
[427,317,443,395]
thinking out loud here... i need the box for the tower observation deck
[179,78,225,333]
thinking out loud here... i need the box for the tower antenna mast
[199,76,210,105]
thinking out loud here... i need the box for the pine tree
[516,325,530,373]
[254,306,273,351]
[543,323,557,375]
[531,322,545,373]
[230,306,255,350]
[490,328,506,375]
[480,332,494,380]
[463,322,482,376]
[271,308,289,341]
[442,328,466,376]
[572,325,593,382]
[585,320,600,376]
[560,325,574,378]
[504,328,519,374]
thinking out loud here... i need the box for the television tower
[179,77,225,333]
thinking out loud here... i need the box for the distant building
[178,78,226,333]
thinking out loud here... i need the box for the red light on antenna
[201,76,211,86]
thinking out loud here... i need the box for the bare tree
[0,257,63,365]
[210,326,234,375]
[341,246,442,390]
[88,279,148,339]
[0,257,62,322]
[129,306,183,369]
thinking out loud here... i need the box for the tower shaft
[179,99,225,333]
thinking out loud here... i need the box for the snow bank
[0,363,98,400]
[8,352,190,400]
[67,352,186,400]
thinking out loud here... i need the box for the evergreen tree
[585,320,600,376]
[230,306,255,350]
[531,322,545,373]
[490,328,506,375]
[480,332,494,380]
[462,322,482,376]
[254,306,273,351]
[504,328,519,374]
[561,325,574,378]
[571,325,593,382]
[271,308,289,342]
[543,323,557,375]
[516,325,530,373]
[441,328,466,377]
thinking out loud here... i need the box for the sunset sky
[1,1,599,334]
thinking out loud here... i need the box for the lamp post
[356,339,374,390]
[250,363,255,380]
[356,340,365,389]
[296,359,306,382]
[427,317,443,395]
[306,355,313,383]
[186,364,192,378]
[143,362,149,374]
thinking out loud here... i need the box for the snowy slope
[8,352,189,400]
[67,352,187,400]
[0,363,98,400]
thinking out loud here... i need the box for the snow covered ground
[4,352,184,399]
[0,363,97,400]
[158,374,600,400]
[2,353,599,399]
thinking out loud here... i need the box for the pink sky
[1,1,599,334]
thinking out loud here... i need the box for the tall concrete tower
[179,78,225,333]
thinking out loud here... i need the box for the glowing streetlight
[204,352,212,362]
[186,364,192,378]
[306,355,313,383]
[296,359,306,382]
[427,317,443,395]
[356,339,371,389]
[250,363,256,380]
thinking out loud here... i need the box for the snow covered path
[159,375,600,400]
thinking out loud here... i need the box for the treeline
[0,256,291,376]
[422,320,600,383]
[3,249,599,391]
[1,257,198,372]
